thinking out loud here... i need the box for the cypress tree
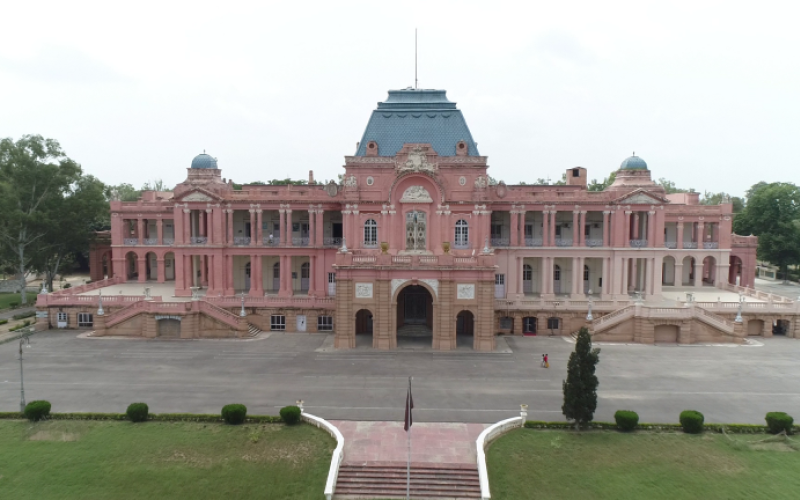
[562,327,601,430]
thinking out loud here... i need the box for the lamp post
[18,333,31,413]
[240,292,246,318]
[586,289,594,321]
[296,399,304,412]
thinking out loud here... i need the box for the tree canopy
[562,327,601,430]
[0,135,108,303]
[734,182,800,282]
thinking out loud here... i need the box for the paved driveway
[0,332,798,425]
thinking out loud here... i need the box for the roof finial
[632,151,635,156]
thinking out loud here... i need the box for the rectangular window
[499,316,513,329]
[328,272,336,296]
[270,315,286,331]
[491,224,502,239]
[57,312,68,323]
[555,225,562,237]
[78,313,93,327]
[317,316,334,331]
[524,224,533,237]
[547,317,560,330]
[495,274,506,299]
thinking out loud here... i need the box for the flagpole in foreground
[405,376,413,500]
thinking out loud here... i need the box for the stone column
[549,210,557,246]
[572,210,580,245]
[226,209,234,244]
[620,257,629,295]
[183,209,191,244]
[674,262,684,286]
[510,211,518,246]
[579,211,587,246]
[694,260,704,286]
[309,255,316,295]
[278,207,286,245]
[652,257,663,296]
[676,221,684,249]
[601,256,609,297]
[256,208,263,246]
[286,208,294,247]
[601,211,609,247]
[316,209,324,247]
[198,211,206,238]
[624,211,632,245]
[697,221,705,248]
[157,258,165,283]
[254,255,263,294]
[137,218,145,242]
[646,211,655,247]
[541,256,550,295]
[309,207,316,246]
[542,210,549,246]
[156,219,163,245]
[519,211,527,245]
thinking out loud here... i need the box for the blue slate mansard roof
[354,88,480,157]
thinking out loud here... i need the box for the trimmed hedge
[221,404,247,425]
[765,412,794,435]
[522,420,791,434]
[24,400,51,422]
[679,410,705,434]
[12,311,36,320]
[9,320,32,332]
[614,410,639,431]
[280,405,302,425]
[0,411,283,423]
[126,403,149,423]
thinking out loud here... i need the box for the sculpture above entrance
[395,146,438,175]
[400,185,433,204]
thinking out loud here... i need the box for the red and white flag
[404,377,414,432]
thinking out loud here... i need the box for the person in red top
[544,354,549,368]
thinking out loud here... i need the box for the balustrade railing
[163,238,174,245]
[352,255,376,264]
[262,236,279,246]
[664,241,677,249]
[362,241,379,249]
[190,236,208,245]
[323,237,342,247]
[525,238,543,247]
[555,238,572,247]
[454,257,477,265]
[585,239,603,248]
[123,238,139,245]
[293,236,310,246]
[683,242,698,249]
[233,236,251,246]
[453,241,469,249]
[419,256,438,265]
[629,239,648,248]
[392,256,411,265]
[703,242,719,249]
[491,237,509,247]
[143,238,157,245]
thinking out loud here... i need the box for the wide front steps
[335,463,480,500]
[397,324,433,338]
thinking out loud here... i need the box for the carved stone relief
[620,192,660,205]
[395,146,438,175]
[182,192,214,202]
[324,181,339,197]
[400,185,433,203]
[355,283,373,298]
[420,279,439,298]
[456,284,475,300]
[344,175,357,188]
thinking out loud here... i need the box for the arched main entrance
[396,285,433,343]
[355,309,373,335]
[456,310,474,336]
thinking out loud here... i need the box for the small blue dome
[620,154,647,170]
[191,153,218,169]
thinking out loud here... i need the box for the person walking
[541,354,546,367]
[544,353,549,368]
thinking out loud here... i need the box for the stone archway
[355,309,373,335]
[456,310,474,347]
[396,285,433,346]
[125,251,139,281]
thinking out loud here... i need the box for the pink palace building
[39,87,798,350]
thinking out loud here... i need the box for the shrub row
[0,319,7,325]
[9,320,33,332]
[526,411,796,435]
[12,311,36,320]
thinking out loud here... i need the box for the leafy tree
[140,179,171,191]
[533,173,567,186]
[588,172,616,191]
[562,327,601,430]
[267,178,308,185]
[32,174,108,291]
[0,135,82,304]
[734,182,800,283]
[700,191,744,213]
[105,182,140,201]
[656,178,693,194]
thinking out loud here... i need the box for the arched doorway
[523,316,537,336]
[125,251,138,280]
[355,309,373,335]
[773,319,790,336]
[729,256,743,285]
[654,324,679,343]
[396,285,433,341]
[456,310,474,340]
[145,252,157,280]
[164,252,175,281]
[682,256,695,286]
[662,256,676,286]
[702,256,716,285]
[102,251,112,279]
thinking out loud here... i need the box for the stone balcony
[336,252,496,269]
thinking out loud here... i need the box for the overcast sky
[1,0,797,197]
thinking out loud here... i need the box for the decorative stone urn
[380,241,389,254]
[442,241,451,254]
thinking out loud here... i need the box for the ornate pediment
[179,189,220,202]
[616,190,668,205]
[400,186,433,203]
[395,147,438,175]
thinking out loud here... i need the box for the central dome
[191,153,218,169]
[620,154,647,170]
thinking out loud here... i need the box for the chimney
[566,167,587,188]
[309,170,315,185]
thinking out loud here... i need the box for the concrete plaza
[1,330,798,425]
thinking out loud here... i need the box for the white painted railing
[476,416,523,500]
[301,411,344,500]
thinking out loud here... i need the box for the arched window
[364,219,377,246]
[455,219,469,247]
[522,264,532,281]
[554,265,561,280]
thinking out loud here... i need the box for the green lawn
[0,420,335,499]
[487,428,800,500]
[0,293,22,310]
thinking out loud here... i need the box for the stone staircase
[397,324,433,338]
[335,463,481,499]
[246,323,263,338]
